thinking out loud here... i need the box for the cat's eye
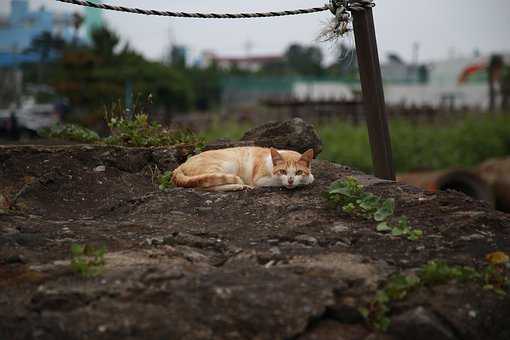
[296,170,304,176]
[278,169,287,175]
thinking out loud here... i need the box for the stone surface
[0,144,509,340]
[241,118,323,156]
[389,307,458,340]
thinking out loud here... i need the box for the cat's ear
[270,148,284,166]
[299,149,314,167]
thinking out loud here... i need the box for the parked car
[0,96,62,139]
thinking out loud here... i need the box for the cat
[172,146,315,191]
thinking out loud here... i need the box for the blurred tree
[90,26,120,63]
[387,53,404,64]
[168,45,187,69]
[27,31,67,82]
[188,64,222,111]
[47,26,193,121]
[284,44,324,76]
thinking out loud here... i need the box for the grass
[319,114,510,173]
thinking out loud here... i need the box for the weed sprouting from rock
[324,176,423,240]
[361,256,510,332]
[42,97,204,149]
[159,170,173,190]
[70,244,107,277]
[104,108,203,148]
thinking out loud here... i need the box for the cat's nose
[288,177,294,184]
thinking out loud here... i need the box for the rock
[332,222,350,233]
[297,320,370,340]
[5,254,26,264]
[269,247,281,255]
[93,165,106,172]
[459,234,485,241]
[1,227,19,235]
[326,296,364,323]
[241,118,322,156]
[389,306,459,340]
[1,144,510,340]
[295,235,318,246]
[151,148,181,170]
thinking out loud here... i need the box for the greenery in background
[70,244,107,277]
[43,99,204,148]
[318,115,510,173]
[361,254,510,331]
[22,26,356,120]
[324,177,422,240]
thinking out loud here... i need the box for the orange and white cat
[172,147,314,191]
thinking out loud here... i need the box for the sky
[3,0,510,64]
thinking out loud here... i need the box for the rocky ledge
[0,140,509,340]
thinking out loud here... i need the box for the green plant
[377,216,423,241]
[104,112,203,148]
[159,170,173,190]
[70,244,106,277]
[419,260,480,285]
[361,258,509,332]
[41,123,100,143]
[325,177,422,240]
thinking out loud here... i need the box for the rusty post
[352,8,395,180]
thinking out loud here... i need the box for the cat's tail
[171,167,243,188]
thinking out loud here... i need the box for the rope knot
[328,0,352,36]
[327,0,375,36]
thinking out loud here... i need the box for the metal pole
[352,8,395,180]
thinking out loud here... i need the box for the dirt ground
[0,144,509,340]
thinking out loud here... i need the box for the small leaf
[374,198,395,221]
[391,227,404,236]
[342,203,356,213]
[376,222,392,232]
[407,229,423,241]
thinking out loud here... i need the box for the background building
[0,0,103,67]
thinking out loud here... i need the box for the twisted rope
[55,0,330,18]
